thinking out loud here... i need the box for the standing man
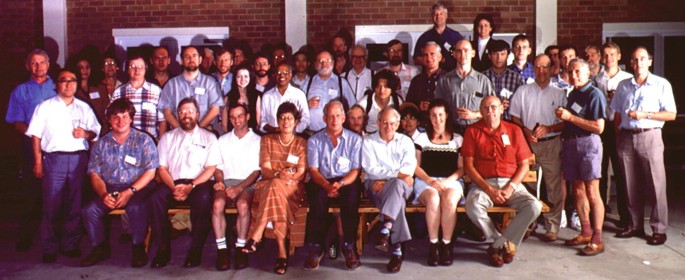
[482,40,524,120]
[594,42,632,229]
[291,50,311,89]
[212,103,261,270]
[330,34,352,75]
[413,3,463,71]
[253,53,276,93]
[111,54,167,139]
[80,98,158,267]
[344,45,373,102]
[26,69,101,263]
[509,54,567,242]
[212,48,234,96]
[435,39,494,134]
[508,34,535,83]
[148,46,175,88]
[611,47,676,246]
[361,107,417,273]
[304,100,363,271]
[5,49,56,252]
[149,97,221,268]
[159,46,224,131]
[551,45,577,93]
[382,40,420,100]
[406,41,446,124]
[556,59,607,256]
[303,50,356,134]
[200,47,216,75]
[463,96,542,267]
[585,45,603,78]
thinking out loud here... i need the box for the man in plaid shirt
[482,40,524,120]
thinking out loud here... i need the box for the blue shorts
[562,134,602,181]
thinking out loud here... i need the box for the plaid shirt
[508,62,535,82]
[111,81,164,139]
[483,68,524,120]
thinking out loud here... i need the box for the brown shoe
[427,242,439,266]
[647,233,667,246]
[487,246,504,267]
[375,232,390,252]
[541,231,558,242]
[564,234,592,246]
[615,229,645,239]
[303,249,323,270]
[80,244,111,267]
[580,242,605,256]
[131,244,147,268]
[342,246,361,270]
[234,247,249,270]
[439,241,453,266]
[215,248,230,271]
[386,254,403,273]
[502,241,516,264]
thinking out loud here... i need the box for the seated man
[463,96,542,267]
[212,103,261,271]
[361,107,417,273]
[80,98,158,267]
[304,100,363,270]
[149,97,221,268]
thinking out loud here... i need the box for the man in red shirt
[462,96,542,267]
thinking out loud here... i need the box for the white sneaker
[560,210,567,228]
[571,211,581,231]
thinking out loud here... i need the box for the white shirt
[26,96,101,152]
[382,63,421,100]
[259,84,310,133]
[356,93,402,133]
[345,68,373,101]
[216,128,261,180]
[509,81,567,137]
[157,125,221,180]
[594,69,633,121]
[362,131,417,180]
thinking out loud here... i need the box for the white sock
[429,238,439,244]
[442,238,451,245]
[216,237,227,250]
[235,238,246,248]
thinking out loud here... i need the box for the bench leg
[144,226,151,253]
[501,213,512,232]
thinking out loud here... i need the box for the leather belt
[45,150,87,155]
[561,133,592,140]
[537,135,559,142]
[620,128,658,135]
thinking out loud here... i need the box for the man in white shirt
[26,69,101,263]
[259,63,311,134]
[211,103,261,271]
[344,45,373,101]
[149,97,221,268]
[382,40,420,100]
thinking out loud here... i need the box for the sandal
[242,239,261,254]
[274,257,288,275]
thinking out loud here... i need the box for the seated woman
[412,98,464,266]
[242,102,307,275]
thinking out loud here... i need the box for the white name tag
[124,155,137,165]
[571,102,583,114]
[142,102,156,111]
[194,87,206,95]
[328,88,338,97]
[501,134,511,146]
[255,84,265,92]
[443,42,451,51]
[526,77,535,84]
[337,157,350,172]
[89,92,100,99]
[287,154,299,165]
[500,88,513,99]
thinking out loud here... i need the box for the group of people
[6,2,675,275]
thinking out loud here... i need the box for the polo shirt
[561,83,607,137]
[461,120,531,178]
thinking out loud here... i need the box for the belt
[561,133,592,140]
[537,135,559,142]
[621,128,659,134]
[46,150,87,155]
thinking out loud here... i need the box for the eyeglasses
[254,62,269,67]
[351,55,366,60]
[57,79,78,84]
[534,64,550,69]
[279,115,295,121]
[631,57,650,63]
[178,109,197,115]
[128,65,145,70]
[387,48,403,54]
[317,59,333,64]
[381,120,399,126]
[276,70,291,75]
[401,115,417,121]
[103,62,117,67]
[273,54,285,60]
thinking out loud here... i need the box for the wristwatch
[647,112,653,119]
[129,186,137,194]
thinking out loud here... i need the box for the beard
[183,64,199,72]
[317,65,333,76]
[389,56,402,66]
[180,117,197,131]
[255,70,268,78]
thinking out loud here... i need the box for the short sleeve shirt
[307,128,363,179]
[562,83,607,137]
[158,72,224,121]
[461,120,531,178]
[88,128,159,186]
[609,73,676,130]
[435,69,494,126]
[5,78,56,125]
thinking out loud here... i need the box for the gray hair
[377,106,400,122]
[568,58,589,70]
[324,100,345,115]
[423,41,442,53]
[351,44,368,57]
[25,48,49,65]
[432,2,448,13]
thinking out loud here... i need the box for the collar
[631,72,655,87]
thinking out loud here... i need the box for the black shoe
[42,254,57,263]
[386,254,403,273]
[15,238,32,252]
[427,242,439,266]
[183,249,202,268]
[341,245,361,270]
[376,232,390,252]
[274,257,288,275]
[80,244,111,267]
[118,233,132,244]
[215,248,230,271]
[234,247,249,270]
[647,233,667,246]
[303,248,323,270]
[61,249,82,258]
[242,239,261,254]
[170,228,187,240]
[615,229,646,239]
[439,242,454,266]
[151,248,170,268]
[131,244,147,268]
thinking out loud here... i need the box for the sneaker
[570,211,581,231]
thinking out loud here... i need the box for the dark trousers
[41,151,88,254]
[18,136,42,242]
[600,122,630,225]
[149,180,213,254]
[82,182,155,247]
[306,178,361,245]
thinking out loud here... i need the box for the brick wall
[0,0,43,82]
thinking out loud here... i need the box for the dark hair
[276,102,302,122]
[544,45,559,56]
[400,103,420,120]
[486,39,510,54]
[385,39,403,52]
[215,47,234,61]
[426,98,454,139]
[227,102,249,117]
[272,42,293,62]
[106,97,136,120]
[230,63,256,91]
[126,54,147,70]
[177,97,200,113]
[252,52,272,66]
[512,34,529,46]
[558,44,578,57]
[601,42,622,56]
[372,69,400,93]
[473,13,496,37]
[102,52,120,67]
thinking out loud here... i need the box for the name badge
[474,91,484,98]
[443,42,451,52]
[337,157,350,172]
[500,88,513,99]
[89,92,100,99]
[526,77,535,84]
[287,154,299,165]
[124,155,137,165]
[571,102,583,114]
[255,84,265,92]
[194,87,206,95]
[142,102,156,111]
[501,134,511,146]
[328,88,338,97]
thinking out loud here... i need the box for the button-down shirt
[25,96,101,152]
[5,77,56,125]
[302,74,356,132]
[551,74,573,95]
[435,69,494,126]
[509,82,567,137]
[88,128,159,187]
[212,72,233,96]
[344,68,373,101]
[216,128,261,180]
[482,68,525,120]
[413,26,464,71]
[508,62,536,84]
[158,72,224,121]
[594,69,633,121]
[157,126,221,180]
[562,83,607,137]
[356,93,403,133]
[307,128,362,179]
[111,81,165,138]
[461,120,531,179]
[382,63,421,100]
[291,74,310,90]
[259,84,310,133]
[361,132,417,180]
[406,68,446,107]
[610,73,677,130]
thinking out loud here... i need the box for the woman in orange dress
[243,101,307,275]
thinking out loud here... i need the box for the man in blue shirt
[304,100,363,271]
[80,98,159,268]
[508,34,535,83]
[413,3,463,71]
[5,48,56,252]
